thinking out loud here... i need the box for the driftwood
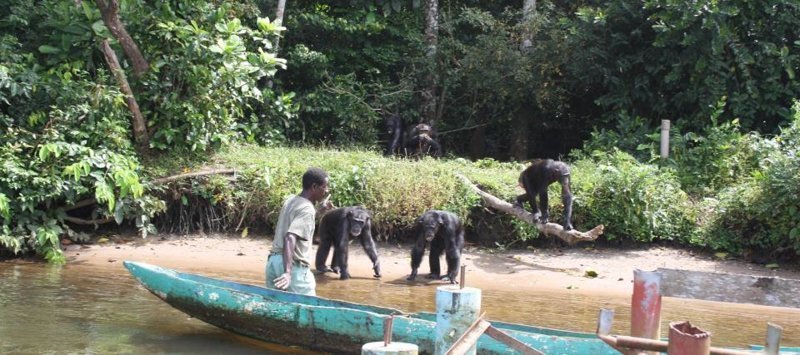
[457,174,603,245]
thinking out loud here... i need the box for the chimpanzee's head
[417,211,443,242]
[384,114,402,135]
[347,207,370,237]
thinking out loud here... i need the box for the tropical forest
[2,0,800,267]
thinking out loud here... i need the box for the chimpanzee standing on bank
[383,114,442,158]
[315,206,381,280]
[404,123,442,157]
[515,159,574,230]
[407,210,464,284]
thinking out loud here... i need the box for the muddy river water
[1,262,797,354]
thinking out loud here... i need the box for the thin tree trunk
[95,0,149,78]
[421,0,439,126]
[510,103,531,160]
[100,39,148,153]
[273,0,287,53]
[521,0,536,50]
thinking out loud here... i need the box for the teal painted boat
[124,261,798,354]
[124,261,616,354]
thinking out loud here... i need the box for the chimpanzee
[384,113,405,156]
[404,123,442,157]
[407,210,464,284]
[383,115,442,158]
[514,159,574,230]
[315,206,381,280]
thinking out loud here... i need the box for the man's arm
[273,232,298,290]
[316,195,335,216]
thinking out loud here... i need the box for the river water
[1,261,798,354]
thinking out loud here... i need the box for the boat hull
[120,261,627,354]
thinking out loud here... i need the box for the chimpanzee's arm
[359,220,381,277]
[407,229,427,281]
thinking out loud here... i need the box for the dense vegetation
[1,0,799,264]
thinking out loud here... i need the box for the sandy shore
[62,233,799,297]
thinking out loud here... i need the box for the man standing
[266,167,333,295]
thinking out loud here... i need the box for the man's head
[302,167,330,203]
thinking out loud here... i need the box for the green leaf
[0,193,10,220]
[38,45,61,54]
[114,202,124,225]
[94,179,116,213]
[91,20,107,36]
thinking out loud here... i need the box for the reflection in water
[1,262,797,354]
[318,275,800,349]
[0,263,315,354]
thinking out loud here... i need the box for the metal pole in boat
[362,315,419,355]
[434,283,481,355]
[631,269,662,355]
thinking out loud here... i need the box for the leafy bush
[699,104,800,256]
[667,98,766,195]
[571,150,696,243]
[0,1,287,262]
[580,113,659,162]
[147,144,702,247]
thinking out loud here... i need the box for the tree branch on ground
[63,216,115,226]
[456,174,603,245]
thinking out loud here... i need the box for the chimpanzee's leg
[334,234,351,280]
[538,187,549,224]
[560,175,574,230]
[407,235,427,281]
[426,236,444,279]
[442,235,463,284]
[315,232,334,273]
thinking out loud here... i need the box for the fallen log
[456,174,603,245]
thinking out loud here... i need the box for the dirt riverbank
[61,233,799,297]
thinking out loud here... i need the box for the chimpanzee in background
[383,113,442,158]
[404,123,442,157]
[407,210,464,284]
[514,159,574,230]
[384,113,405,156]
[315,206,381,280]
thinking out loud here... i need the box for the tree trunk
[273,0,287,53]
[421,0,439,126]
[457,174,604,245]
[100,39,148,153]
[521,0,537,50]
[95,0,149,78]
[510,103,531,161]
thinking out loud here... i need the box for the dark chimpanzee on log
[315,206,381,280]
[407,210,464,284]
[514,159,574,230]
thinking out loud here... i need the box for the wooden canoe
[123,261,798,354]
